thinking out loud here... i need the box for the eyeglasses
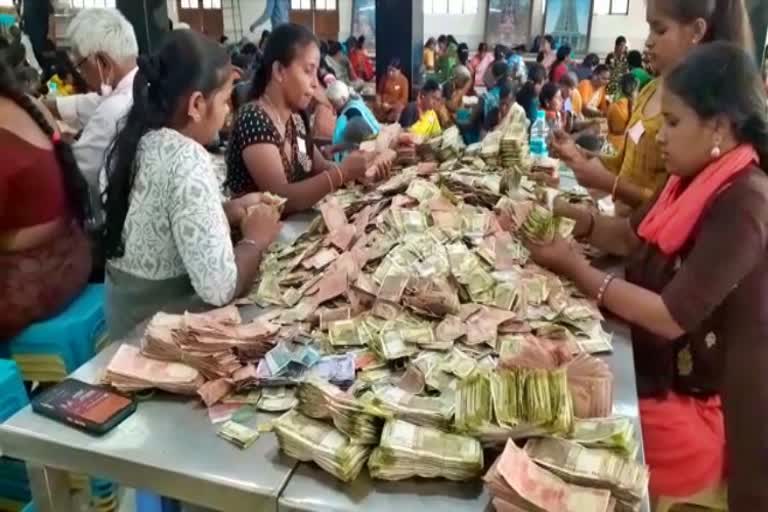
[72,54,90,74]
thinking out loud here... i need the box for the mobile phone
[31,379,136,435]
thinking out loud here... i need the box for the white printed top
[109,127,237,306]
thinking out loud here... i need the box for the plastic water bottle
[47,80,59,98]
[529,109,549,159]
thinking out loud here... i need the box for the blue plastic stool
[90,477,119,512]
[8,285,106,382]
[135,490,181,512]
[0,359,28,422]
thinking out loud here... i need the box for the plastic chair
[90,477,120,512]
[8,284,106,382]
[654,483,728,512]
[0,359,29,422]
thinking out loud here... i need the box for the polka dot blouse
[225,102,312,196]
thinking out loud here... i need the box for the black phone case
[31,379,136,436]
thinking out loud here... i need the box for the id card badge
[297,137,307,155]
[628,121,645,145]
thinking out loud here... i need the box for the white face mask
[97,60,113,96]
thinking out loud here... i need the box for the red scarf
[638,144,759,255]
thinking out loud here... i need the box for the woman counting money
[550,0,755,213]
[525,42,768,510]
[102,31,282,338]
[226,23,392,214]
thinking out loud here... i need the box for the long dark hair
[619,73,638,115]
[516,64,547,119]
[657,0,754,55]
[251,23,318,100]
[666,41,768,166]
[247,23,318,162]
[102,30,230,259]
[0,45,90,225]
[539,82,560,110]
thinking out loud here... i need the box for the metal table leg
[27,464,74,512]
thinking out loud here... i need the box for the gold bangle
[324,170,335,192]
[331,164,344,187]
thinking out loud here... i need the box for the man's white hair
[66,8,138,61]
[326,80,350,107]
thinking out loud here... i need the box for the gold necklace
[261,93,286,139]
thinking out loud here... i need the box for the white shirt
[109,128,238,306]
[56,67,137,198]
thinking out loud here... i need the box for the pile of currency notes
[485,440,617,512]
[273,409,371,482]
[105,305,280,394]
[524,437,649,510]
[101,117,643,503]
[105,344,205,395]
[568,417,639,460]
[499,133,531,173]
[217,420,260,449]
[368,419,484,481]
[297,377,386,444]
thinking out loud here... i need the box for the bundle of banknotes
[524,437,649,510]
[138,306,279,380]
[105,344,204,395]
[485,439,616,512]
[568,417,639,460]
[217,421,260,449]
[297,377,386,444]
[273,409,371,482]
[368,419,484,481]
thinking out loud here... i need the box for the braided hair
[101,29,230,260]
[0,44,91,225]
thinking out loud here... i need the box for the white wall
[223,0,269,41]
[588,0,647,55]
[338,0,352,41]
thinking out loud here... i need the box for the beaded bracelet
[597,273,616,306]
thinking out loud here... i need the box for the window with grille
[315,0,336,10]
[593,0,629,15]
[69,0,117,7]
[424,0,478,15]
[291,0,335,10]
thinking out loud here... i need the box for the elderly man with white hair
[47,8,138,213]
[326,80,380,160]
